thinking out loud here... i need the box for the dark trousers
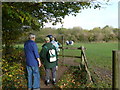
[45,66,56,81]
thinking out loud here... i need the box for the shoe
[52,80,56,85]
[45,80,50,86]
[28,88,32,90]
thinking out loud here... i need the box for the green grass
[62,42,118,70]
[16,42,118,70]
[82,42,117,69]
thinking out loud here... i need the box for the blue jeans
[26,66,40,89]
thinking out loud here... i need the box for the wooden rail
[59,54,81,58]
[59,46,86,50]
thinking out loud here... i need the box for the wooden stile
[59,45,93,83]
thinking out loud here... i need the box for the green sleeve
[40,47,47,63]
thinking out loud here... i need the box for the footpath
[40,57,79,88]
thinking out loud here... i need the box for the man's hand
[38,61,42,67]
[37,58,42,67]
[56,66,58,70]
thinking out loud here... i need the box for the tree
[102,25,114,42]
[72,26,83,31]
[2,2,106,51]
[91,27,104,41]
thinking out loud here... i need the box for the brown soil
[40,57,75,88]
[92,66,112,84]
[40,65,69,88]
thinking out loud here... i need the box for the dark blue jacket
[24,40,40,66]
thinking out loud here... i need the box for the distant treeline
[19,25,119,44]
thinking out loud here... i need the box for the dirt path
[40,57,78,88]
[62,57,79,66]
[40,65,69,88]
[93,66,112,84]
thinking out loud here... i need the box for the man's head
[44,37,50,43]
[29,33,36,41]
[46,35,53,41]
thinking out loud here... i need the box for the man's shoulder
[24,40,35,46]
[26,40,35,43]
[42,43,54,48]
[42,43,46,47]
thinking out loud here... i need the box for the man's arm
[33,43,41,67]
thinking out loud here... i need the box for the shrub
[2,49,27,89]
[2,59,27,89]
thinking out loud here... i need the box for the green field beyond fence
[16,42,118,70]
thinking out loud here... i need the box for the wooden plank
[59,46,86,50]
[62,36,64,64]
[81,46,93,83]
[82,49,89,68]
[58,54,81,58]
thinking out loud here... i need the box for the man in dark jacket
[40,37,58,86]
[24,33,41,90]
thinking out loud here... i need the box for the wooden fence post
[0,2,2,89]
[112,50,120,90]
[62,35,64,64]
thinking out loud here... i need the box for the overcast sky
[45,0,119,30]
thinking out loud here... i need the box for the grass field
[16,42,118,70]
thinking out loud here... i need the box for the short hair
[29,33,36,39]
